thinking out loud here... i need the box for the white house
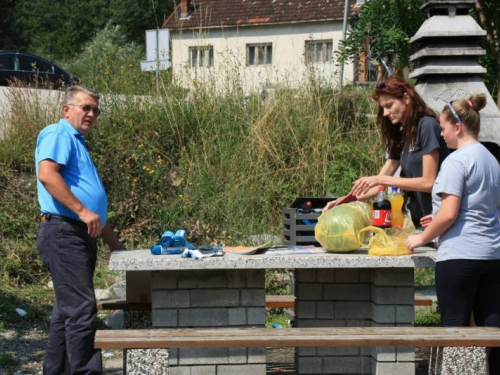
[162,0,358,92]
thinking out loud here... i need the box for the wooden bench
[98,293,433,311]
[95,326,500,350]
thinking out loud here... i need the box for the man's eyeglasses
[376,82,406,92]
[68,104,101,116]
[447,102,462,124]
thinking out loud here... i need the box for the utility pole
[338,0,350,89]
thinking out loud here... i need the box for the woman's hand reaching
[351,176,384,197]
[420,214,433,228]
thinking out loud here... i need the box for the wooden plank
[96,299,151,311]
[95,327,500,350]
[265,295,295,308]
[414,292,433,306]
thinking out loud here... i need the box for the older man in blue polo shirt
[35,85,125,374]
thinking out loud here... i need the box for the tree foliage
[336,0,426,71]
[0,0,174,61]
[475,0,500,104]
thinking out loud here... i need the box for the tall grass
[0,31,385,285]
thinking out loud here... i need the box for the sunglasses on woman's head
[376,82,406,92]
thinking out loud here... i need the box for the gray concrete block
[152,309,178,327]
[246,270,265,288]
[372,286,414,305]
[295,269,317,282]
[371,269,414,287]
[397,347,415,362]
[359,269,372,283]
[169,348,179,365]
[228,347,247,364]
[178,308,228,327]
[296,356,323,374]
[396,306,415,324]
[169,367,192,375]
[217,364,266,375]
[192,365,216,375]
[344,319,372,327]
[372,304,396,324]
[317,268,335,283]
[335,302,372,319]
[178,347,229,365]
[153,290,190,308]
[317,346,336,356]
[247,347,266,363]
[152,270,177,289]
[228,308,246,325]
[296,283,322,300]
[324,284,371,301]
[323,356,372,374]
[227,271,246,288]
[178,271,227,289]
[371,346,396,361]
[335,346,359,356]
[247,307,266,325]
[335,269,359,283]
[316,301,334,319]
[297,347,317,356]
[191,290,240,307]
[241,289,266,306]
[374,361,415,375]
[296,301,316,319]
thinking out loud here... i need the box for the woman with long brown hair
[324,77,449,227]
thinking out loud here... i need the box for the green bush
[0,28,386,286]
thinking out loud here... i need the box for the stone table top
[109,246,436,271]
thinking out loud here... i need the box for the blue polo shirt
[35,119,108,225]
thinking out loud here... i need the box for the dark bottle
[372,186,392,228]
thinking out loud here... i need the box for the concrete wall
[0,87,63,139]
[170,22,355,92]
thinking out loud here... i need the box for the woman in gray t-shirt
[407,94,500,373]
[324,77,449,227]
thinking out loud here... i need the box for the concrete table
[109,247,436,375]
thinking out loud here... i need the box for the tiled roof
[163,0,356,30]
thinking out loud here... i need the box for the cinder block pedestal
[152,269,267,375]
[294,268,415,375]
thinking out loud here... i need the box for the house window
[305,40,333,64]
[247,43,272,66]
[189,46,214,68]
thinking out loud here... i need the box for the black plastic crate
[282,197,334,246]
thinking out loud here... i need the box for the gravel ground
[0,324,122,375]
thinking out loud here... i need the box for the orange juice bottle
[388,186,404,229]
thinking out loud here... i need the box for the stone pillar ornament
[410,0,500,160]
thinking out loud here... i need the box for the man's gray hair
[63,85,100,104]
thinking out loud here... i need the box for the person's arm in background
[351,149,439,196]
[38,159,103,237]
[101,223,126,251]
[406,193,460,250]
[323,158,400,212]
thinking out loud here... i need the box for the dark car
[0,50,79,88]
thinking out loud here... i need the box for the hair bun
[469,94,487,112]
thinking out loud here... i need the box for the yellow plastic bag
[357,215,415,256]
[315,202,372,252]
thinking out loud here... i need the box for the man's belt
[40,213,87,229]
